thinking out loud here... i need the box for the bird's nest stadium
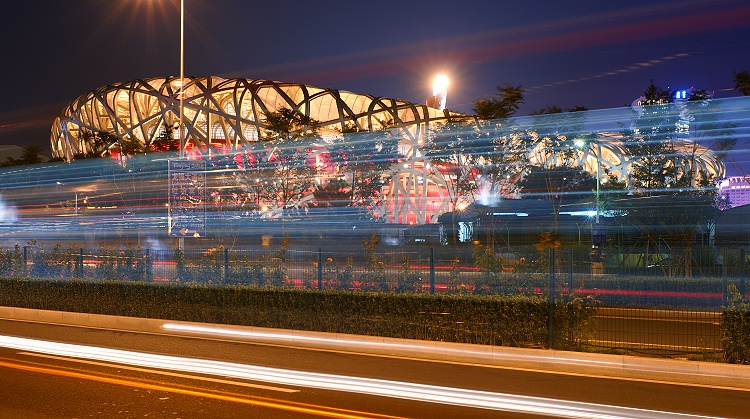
[50,76,725,225]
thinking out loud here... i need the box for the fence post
[721,247,728,307]
[430,247,435,294]
[78,248,84,278]
[741,249,746,299]
[145,249,152,281]
[223,247,229,284]
[317,248,323,290]
[548,248,556,348]
[568,248,573,302]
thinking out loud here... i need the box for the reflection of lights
[0,334,723,418]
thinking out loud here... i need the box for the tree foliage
[248,108,321,215]
[530,105,588,115]
[19,145,44,165]
[614,80,724,274]
[325,122,400,212]
[472,83,524,120]
[733,70,750,96]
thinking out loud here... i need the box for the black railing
[3,242,748,357]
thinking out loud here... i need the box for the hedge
[0,277,596,350]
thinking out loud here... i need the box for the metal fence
[2,242,748,356]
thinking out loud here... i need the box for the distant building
[719,176,750,208]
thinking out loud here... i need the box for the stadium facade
[50,76,725,225]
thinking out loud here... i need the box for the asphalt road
[0,312,748,418]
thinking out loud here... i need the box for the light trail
[0,357,400,419]
[0,334,733,419]
[19,351,298,393]
[0,97,747,244]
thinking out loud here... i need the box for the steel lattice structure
[50,76,466,159]
[51,76,468,224]
[51,76,724,225]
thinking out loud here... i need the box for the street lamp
[178,0,185,158]
[575,138,600,224]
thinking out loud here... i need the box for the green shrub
[0,277,597,350]
[721,284,750,364]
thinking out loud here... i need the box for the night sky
[2,0,750,159]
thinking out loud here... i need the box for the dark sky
[2,0,750,158]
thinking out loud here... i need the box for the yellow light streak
[19,351,298,393]
[0,357,406,419]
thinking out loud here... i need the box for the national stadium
[50,76,725,226]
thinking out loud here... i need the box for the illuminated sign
[168,159,206,237]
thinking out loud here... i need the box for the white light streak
[0,335,730,419]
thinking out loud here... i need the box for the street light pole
[179,0,185,159]
[594,142,600,224]
[177,0,185,251]
[574,137,600,223]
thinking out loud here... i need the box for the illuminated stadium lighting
[427,74,449,111]
[433,74,449,94]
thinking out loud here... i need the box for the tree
[733,70,750,96]
[150,125,180,152]
[119,137,146,155]
[313,178,351,208]
[626,80,679,192]
[261,107,318,141]
[472,83,524,120]
[244,108,321,217]
[72,130,119,160]
[682,90,737,183]
[19,145,44,165]
[530,105,588,115]
[615,81,723,275]
[92,132,119,157]
[326,122,400,213]
[520,110,589,232]
[421,120,482,243]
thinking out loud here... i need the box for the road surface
[0,308,747,418]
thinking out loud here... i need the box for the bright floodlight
[432,74,449,95]
[429,74,449,111]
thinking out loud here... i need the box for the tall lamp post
[575,137,606,275]
[178,0,185,158]
[177,0,185,251]
[575,138,600,223]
